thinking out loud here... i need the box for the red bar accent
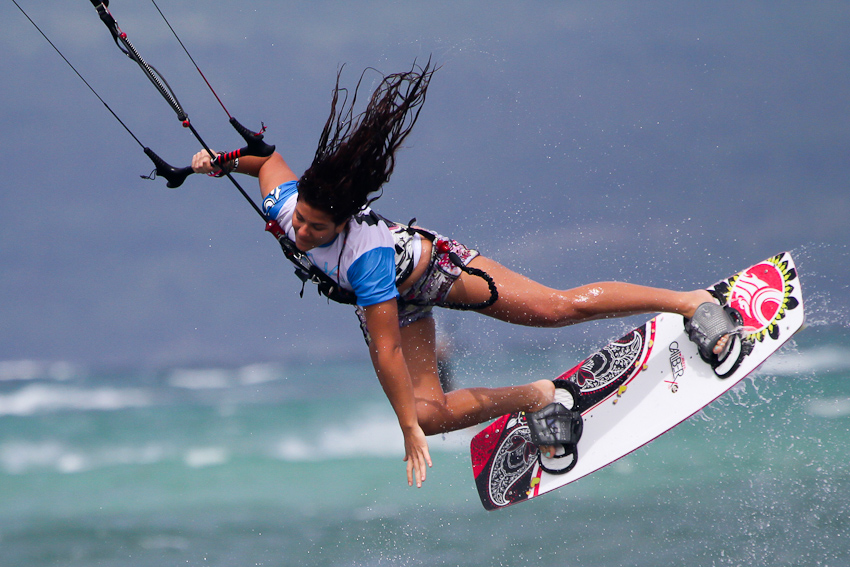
[265,220,283,236]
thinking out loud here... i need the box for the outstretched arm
[363,299,432,487]
[191,150,297,199]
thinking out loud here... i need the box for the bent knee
[415,396,454,436]
[418,419,445,437]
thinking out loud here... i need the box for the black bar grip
[230,116,275,157]
[214,148,241,165]
[143,147,193,188]
[210,117,275,169]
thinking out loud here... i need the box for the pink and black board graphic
[471,325,652,510]
[558,324,652,411]
[470,252,803,511]
[470,413,537,509]
[713,253,800,344]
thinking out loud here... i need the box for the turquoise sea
[1,331,848,567]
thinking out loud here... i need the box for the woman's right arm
[363,299,432,487]
[191,151,297,198]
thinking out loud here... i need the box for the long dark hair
[298,59,435,225]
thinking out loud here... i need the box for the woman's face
[292,198,345,251]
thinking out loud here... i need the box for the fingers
[406,454,415,487]
[405,451,425,487]
[403,444,433,488]
[191,150,220,174]
[417,445,432,486]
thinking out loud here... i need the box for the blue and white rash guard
[262,180,399,307]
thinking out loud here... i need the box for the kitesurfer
[191,62,738,487]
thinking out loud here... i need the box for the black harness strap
[79,2,496,311]
[439,257,499,311]
[400,219,499,311]
[264,221,358,305]
[266,214,498,310]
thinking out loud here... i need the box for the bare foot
[539,444,559,459]
[527,380,559,457]
[713,333,731,355]
[527,380,562,458]
[683,290,717,319]
[530,379,556,412]
[685,291,733,355]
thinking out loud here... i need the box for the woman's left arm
[362,299,432,487]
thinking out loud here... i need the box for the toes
[713,334,729,355]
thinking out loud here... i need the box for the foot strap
[528,380,584,475]
[685,302,745,378]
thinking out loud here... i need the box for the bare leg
[446,256,729,353]
[397,315,555,436]
[396,258,728,437]
[447,256,713,325]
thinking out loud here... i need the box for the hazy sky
[2,1,848,368]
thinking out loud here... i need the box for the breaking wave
[0,384,151,416]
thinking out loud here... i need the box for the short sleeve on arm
[347,247,399,307]
[262,180,298,220]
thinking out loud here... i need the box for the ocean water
[1,333,849,567]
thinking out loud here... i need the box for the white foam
[805,397,850,419]
[167,364,285,389]
[184,447,229,468]
[0,384,151,416]
[0,360,79,381]
[275,417,403,462]
[0,441,74,474]
[237,363,284,385]
[167,368,232,390]
[0,441,166,474]
[273,412,472,462]
[755,345,850,376]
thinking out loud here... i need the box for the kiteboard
[470,252,805,510]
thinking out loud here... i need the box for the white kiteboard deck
[470,252,805,510]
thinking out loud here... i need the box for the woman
[192,62,738,487]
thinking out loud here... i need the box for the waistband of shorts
[399,232,479,307]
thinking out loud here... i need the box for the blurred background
[2,0,847,367]
[1,2,848,566]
